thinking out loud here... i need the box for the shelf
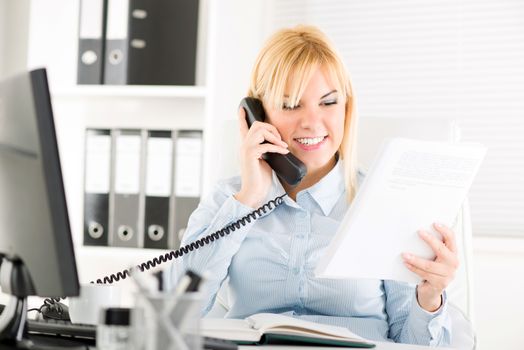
[77,245,175,258]
[51,85,207,98]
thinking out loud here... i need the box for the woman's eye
[322,99,338,106]
[283,104,300,111]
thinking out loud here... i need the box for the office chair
[199,116,476,349]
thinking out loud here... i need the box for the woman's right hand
[234,106,289,208]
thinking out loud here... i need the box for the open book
[200,313,375,347]
[316,138,487,283]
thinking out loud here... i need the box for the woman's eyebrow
[321,90,338,99]
[282,90,338,102]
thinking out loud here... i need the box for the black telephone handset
[240,97,307,186]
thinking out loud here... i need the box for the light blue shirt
[175,160,452,346]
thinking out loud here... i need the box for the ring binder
[103,0,130,84]
[102,0,200,85]
[110,129,143,248]
[77,0,107,84]
[83,129,112,246]
[143,130,174,249]
[173,130,203,245]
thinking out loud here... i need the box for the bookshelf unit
[19,0,209,287]
[16,0,272,288]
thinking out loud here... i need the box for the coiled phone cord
[93,193,287,284]
[37,194,287,316]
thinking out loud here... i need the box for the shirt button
[296,234,304,239]
[298,211,307,219]
[293,267,300,275]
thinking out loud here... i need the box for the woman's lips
[293,136,328,151]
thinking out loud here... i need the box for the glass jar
[97,307,131,350]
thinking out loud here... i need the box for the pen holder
[131,291,202,350]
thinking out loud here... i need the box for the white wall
[201,0,269,192]
[473,239,524,350]
[0,0,31,305]
[0,0,30,78]
[26,0,78,89]
[0,1,5,77]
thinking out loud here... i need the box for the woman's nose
[299,106,322,128]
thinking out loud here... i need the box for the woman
[178,25,457,346]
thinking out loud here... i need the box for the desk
[239,343,452,350]
[22,321,450,350]
[12,335,450,350]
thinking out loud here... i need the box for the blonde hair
[248,25,359,201]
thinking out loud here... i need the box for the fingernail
[402,253,413,261]
[434,222,444,228]
[419,230,428,237]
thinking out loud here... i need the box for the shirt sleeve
[169,179,257,314]
[384,280,452,346]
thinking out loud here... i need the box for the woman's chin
[301,156,337,174]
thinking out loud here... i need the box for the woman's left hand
[402,223,459,312]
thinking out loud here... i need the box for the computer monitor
[0,68,79,342]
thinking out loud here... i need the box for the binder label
[175,137,202,197]
[85,134,111,193]
[146,137,173,196]
[115,134,141,194]
[79,0,104,38]
[106,0,130,39]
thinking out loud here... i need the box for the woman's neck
[282,156,337,201]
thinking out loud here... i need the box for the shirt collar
[303,160,345,215]
[268,159,345,216]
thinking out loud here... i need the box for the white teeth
[295,136,325,145]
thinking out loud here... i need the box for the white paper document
[315,138,487,283]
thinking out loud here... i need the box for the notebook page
[247,313,366,340]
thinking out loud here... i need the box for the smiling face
[266,68,347,178]
[249,25,359,200]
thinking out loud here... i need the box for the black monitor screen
[0,68,79,297]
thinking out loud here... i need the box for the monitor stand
[0,257,35,349]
